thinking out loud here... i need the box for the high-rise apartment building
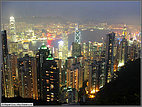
[118,38,128,68]
[66,56,84,91]
[1,30,14,98]
[72,42,81,57]
[18,54,38,99]
[9,54,19,97]
[36,45,59,102]
[88,60,101,92]
[105,32,115,84]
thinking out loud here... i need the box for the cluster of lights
[89,95,95,99]
[90,89,99,94]
[58,40,64,46]
[86,89,100,99]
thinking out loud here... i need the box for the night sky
[1,1,141,25]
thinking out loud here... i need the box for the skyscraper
[18,54,38,99]
[122,24,128,40]
[118,38,128,68]
[58,40,64,60]
[36,45,50,100]
[0,30,2,96]
[72,42,81,57]
[42,57,59,102]
[9,54,19,97]
[88,60,101,92]
[9,42,18,55]
[105,32,115,84]
[36,45,59,102]
[72,24,81,57]
[74,24,81,44]
[9,16,16,42]
[1,30,14,98]
[62,31,68,63]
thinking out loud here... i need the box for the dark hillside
[87,58,140,105]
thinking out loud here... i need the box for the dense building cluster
[0,16,141,104]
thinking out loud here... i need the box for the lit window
[46,74,49,76]
[47,97,50,99]
[53,67,56,69]
[46,80,49,84]
[51,84,54,89]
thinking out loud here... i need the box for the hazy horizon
[1,1,141,25]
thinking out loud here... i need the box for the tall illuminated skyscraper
[54,58,62,87]
[118,38,128,68]
[88,61,101,92]
[122,24,130,40]
[9,54,19,97]
[66,56,84,91]
[62,31,68,63]
[36,45,50,100]
[72,25,81,57]
[0,30,2,95]
[10,16,16,42]
[36,45,59,102]
[105,32,115,84]
[18,54,38,99]
[9,16,18,55]
[1,30,14,98]
[58,40,64,60]
[42,57,59,102]
[74,24,81,44]
[81,42,87,59]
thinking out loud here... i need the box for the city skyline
[0,1,141,106]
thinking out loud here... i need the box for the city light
[1,2,140,105]
[89,95,95,99]
[118,62,124,67]
[58,40,64,46]
[90,89,96,94]
[90,89,100,94]
[41,45,47,49]
[10,16,14,20]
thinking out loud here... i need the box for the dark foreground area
[84,58,140,105]
[2,58,141,105]
[2,96,61,105]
